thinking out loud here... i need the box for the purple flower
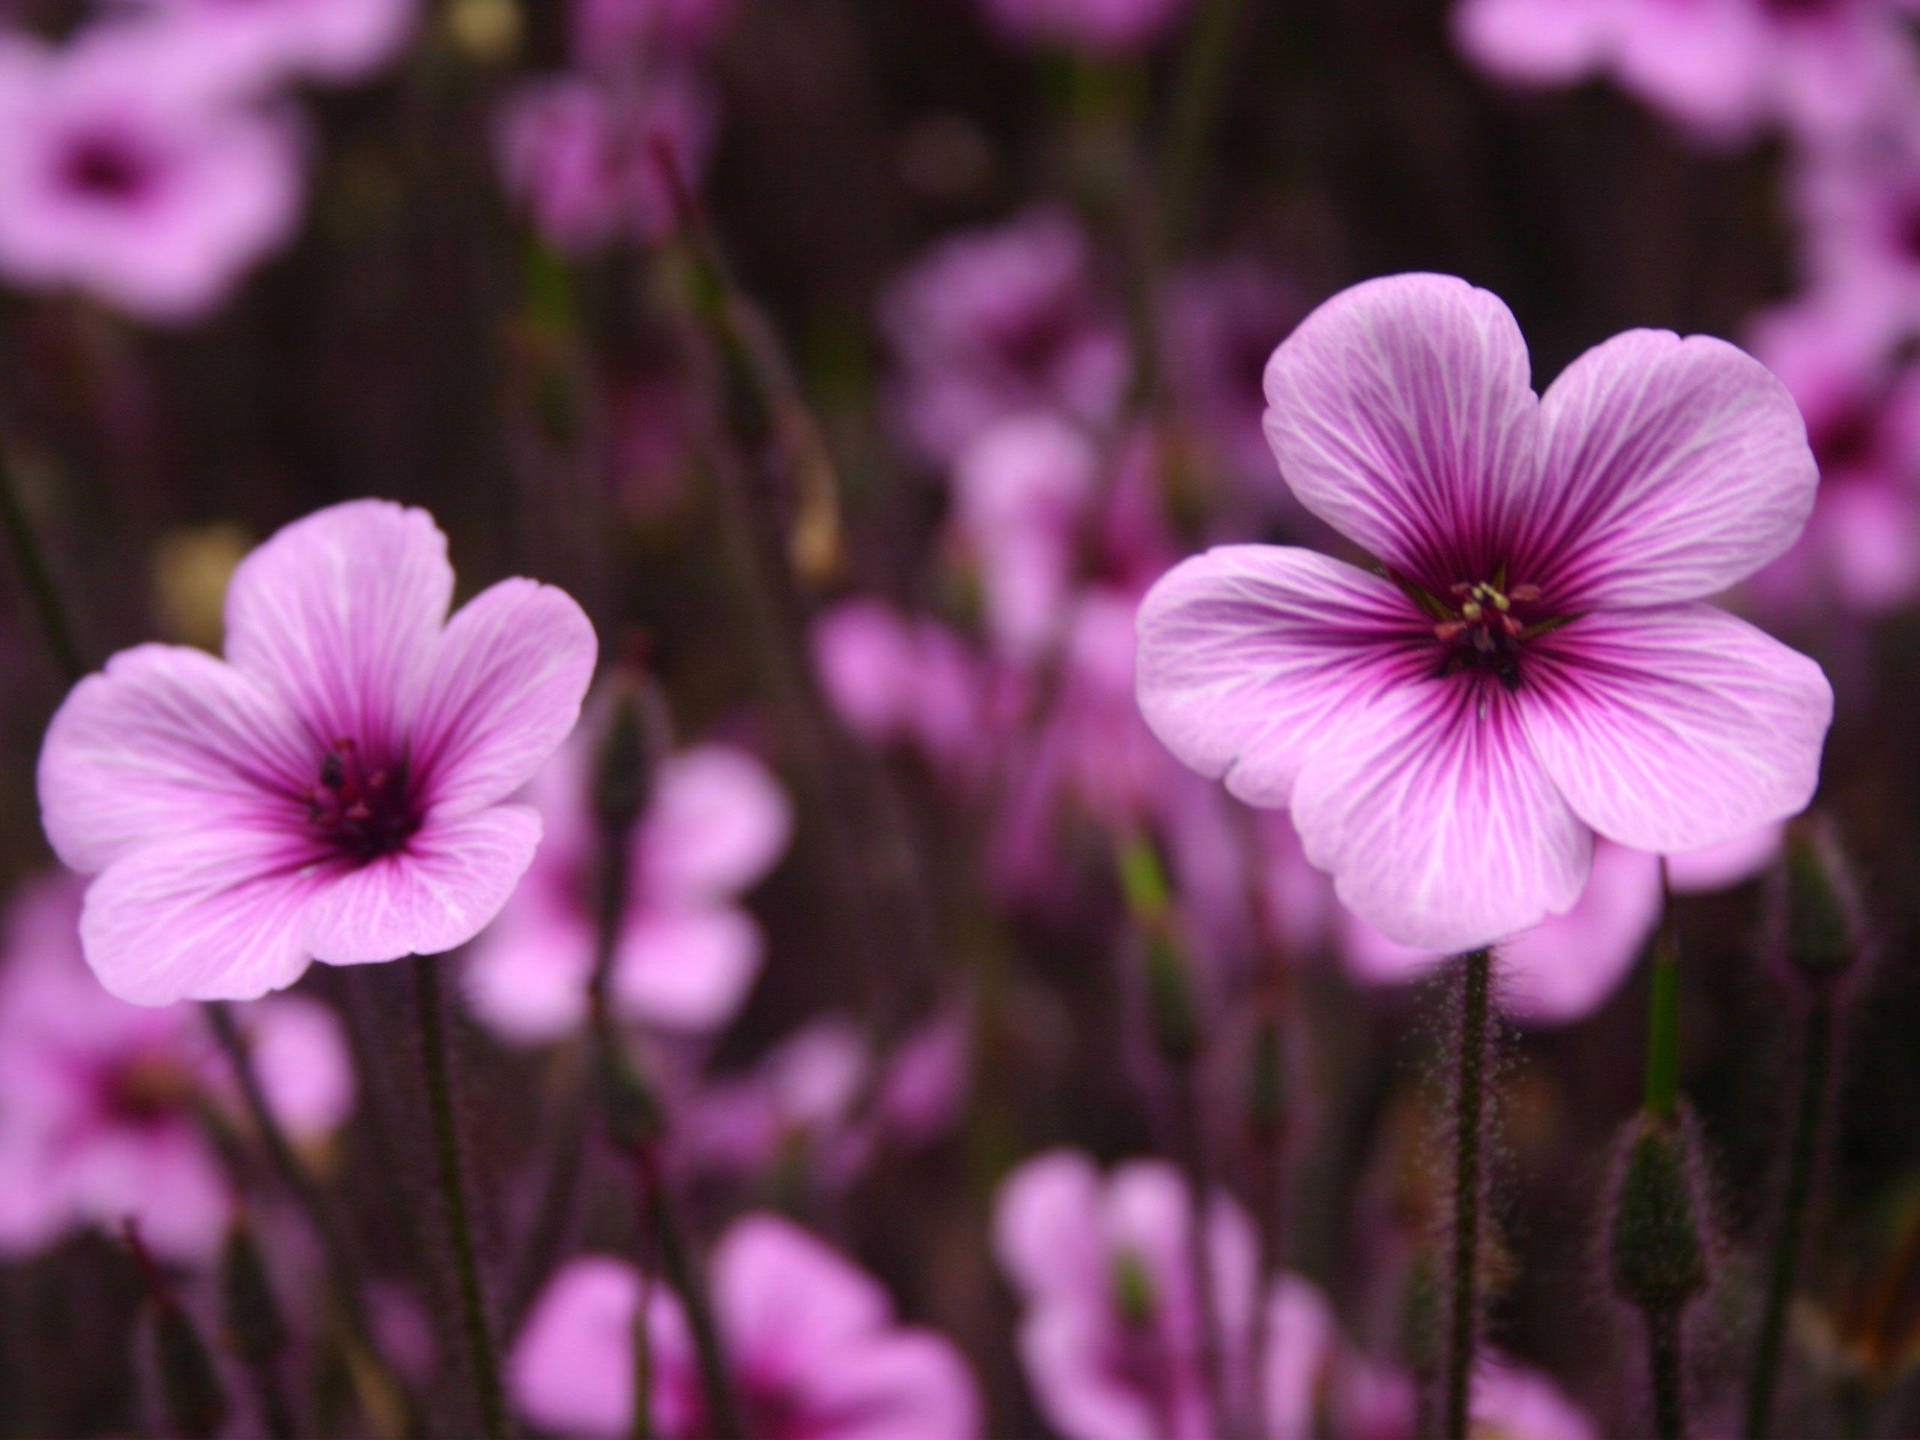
[994,1150,1260,1440]
[570,0,736,67]
[880,210,1130,465]
[510,1215,982,1439]
[0,22,304,323]
[0,873,354,1261]
[125,0,419,86]
[1136,274,1831,952]
[976,0,1196,56]
[37,499,598,1005]
[1453,0,1917,143]
[464,728,789,1043]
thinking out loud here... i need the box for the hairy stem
[0,442,86,685]
[1443,948,1493,1440]
[1650,1308,1687,1440]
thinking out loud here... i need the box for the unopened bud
[592,673,672,836]
[1779,817,1862,985]
[1608,1111,1710,1316]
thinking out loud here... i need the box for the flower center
[1433,578,1546,691]
[60,130,155,203]
[306,738,419,863]
[105,1050,197,1126]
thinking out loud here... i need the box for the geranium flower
[130,0,418,86]
[1136,274,1831,952]
[38,499,597,1004]
[510,1214,981,1439]
[0,21,304,323]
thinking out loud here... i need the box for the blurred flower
[1453,0,1917,144]
[1746,293,1920,614]
[993,1150,1260,1440]
[880,210,1129,466]
[37,499,597,1004]
[125,0,419,86]
[497,69,716,255]
[571,0,736,67]
[976,0,1196,57]
[0,22,304,323]
[0,873,354,1262]
[1137,273,1831,952]
[465,732,790,1044]
[510,1214,982,1438]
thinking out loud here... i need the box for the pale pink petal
[1522,330,1818,606]
[79,826,324,1004]
[1452,0,1605,86]
[241,996,356,1137]
[303,805,543,966]
[1017,1305,1163,1440]
[38,643,312,874]
[1135,547,1433,808]
[509,1255,643,1439]
[460,878,594,1043]
[1263,1274,1338,1440]
[223,500,453,747]
[1665,823,1783,892]
[70,1124,231,1262]
[1290,680,1592,952]
[1261,273,1540,586]
[408,578,598,818]
[993,1149,1108,1305]
[1472,1360,1597,1440]
[713,1214,890,1370]
[637,745,791,903]
[799,1330,982,1440]
[611,907,763,1031]
[1520,607,1831,854]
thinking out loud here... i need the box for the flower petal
[303,805,543,965]
[638,746,792,903]
[1135,547,1434,808]
[407,578,598,818]
[460,873,593,1044]
[223,500,453,747]
[1521,330,1818,606]
[1291,679,1592,952]
[714,1214,892,1368]
[1519,606,1832,853]
[993,1149,1109,1305]
[1262,273,1540,586]
[79,827,324,1005]
[613,907,764,1032]
[38,643,312,874]
[793,1331,981,1440]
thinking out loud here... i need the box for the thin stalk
[1744,990,1837,1439]
[0,442,86,685]
[633,1143,745,1440]
[1645,861,1681,1123]
[412,956,508,1440]
[1172,1060,1234,1440]
[1443,948,1493,1440]
[1157,0,1251,255]
[1650,1308,1687,1440]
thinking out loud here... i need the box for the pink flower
[1453,0,1917,143]
[880,210,1130,465]
[125,0,418,86]
[1136,274,1831,953]
[571,0,736,66]
[993,1150,1261,1440]
[510,1214,981,1439]
[37,499,598,1005]
[976,0,1196,55]
[0,873,355,1261]
[0,22,304,323]
[497,71,716,256]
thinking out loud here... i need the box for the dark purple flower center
[1432,578,1550,691]
[103,1051,197,1127]
[306,738,420,863]
[1809,401,1879,478]
[59,129,156,204]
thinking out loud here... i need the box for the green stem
[1744,990,1836,1439]
[0,443,85,685]
[413,956,508,1440]
[1157,0,1250,256]
[1650,1307,1687,1440]
[1443,948,1493,1440]
[1644,863,1681,1123]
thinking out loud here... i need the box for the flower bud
[592,672,672,837]
[1779,817,1862,986]
[1609,1111,1710,1316]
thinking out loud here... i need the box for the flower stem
[632,1142,746,1440]
[412,956,508,1440]
[1744,988,1836,1439]
[0,442,86,685]
[1443,948,1493,1440]
[1649,1307,1687,1440]
[1644,864,1682,1123]
[1157,0,1249,255]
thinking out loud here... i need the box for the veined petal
[39,643,312,874]
[1519,606,1832,853]
[1290,679,1592,952]
[407,578,598,818]
[223,500,453,747]
[1135,546,1433,808]
[78,827,324,1005]
[304,804,543,965]
[1262,273,1541,586]
[1523,330,1818,605]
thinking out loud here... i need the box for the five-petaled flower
[1136,273,1834,952]
[37,499,598,1005]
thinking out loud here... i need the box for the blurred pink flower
[37,499,597,1004]
[127,0,418,86]
[0,22,304,322]
[977,0,1196,56]
[465,732,790,1044]
[993,1150,1260,1440]
[571,0,736,66]
[1453,0,1917,143]
[0,873,354,1262]
[510,1214,982,1439]
[1745,294,1920,614]
[1137,273,1831,953]
[497,70,716,255]
[881,210,1130,465]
